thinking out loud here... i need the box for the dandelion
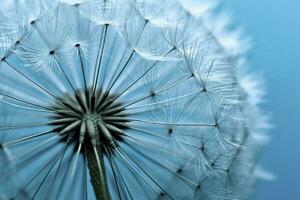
[0,0,269,200]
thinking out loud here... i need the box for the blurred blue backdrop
[219,0,300,199]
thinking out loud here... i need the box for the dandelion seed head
[0,0,269,199]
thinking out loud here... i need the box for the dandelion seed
[0,0,269,200]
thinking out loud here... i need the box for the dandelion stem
[83,148,89,200]
[86,144,111,200]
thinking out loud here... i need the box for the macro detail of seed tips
[0,0,269,200]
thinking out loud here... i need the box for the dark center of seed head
[50,89,127,153]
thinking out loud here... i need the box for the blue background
[219,0,300,199]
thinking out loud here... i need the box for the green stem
[86,145,111,200]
